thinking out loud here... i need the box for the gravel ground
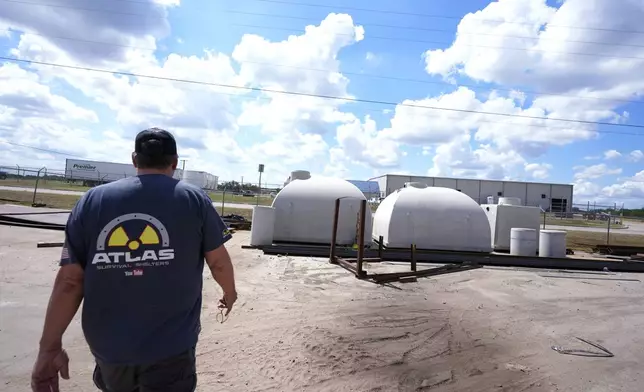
[2,227,644,391]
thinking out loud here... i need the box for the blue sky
[0,0,643,205]
[168,0,644,186]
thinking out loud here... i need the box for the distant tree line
[216,180,281,193]
[615,208,644,218]
[573,206,644,218]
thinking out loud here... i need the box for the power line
[101,74,644,137]
[0,28,157,51]
[3,27,642,106]
[4,0,643,50]
[0,141,83,157]
[4,0,644,62]
[244,0,644,36]
[226,10,644,50]
[230,57,644,106]
[36,0,644,36]
[0,0,157,18]
[2,55,644,131]
[235,23,644,62]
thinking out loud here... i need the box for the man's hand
[218,291,237,316]
[31,348,70,392]
[205,245,237,317]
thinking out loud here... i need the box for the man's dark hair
[134,128,178,170]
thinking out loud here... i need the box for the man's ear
[171,156,178,170]
[131,152,138,168]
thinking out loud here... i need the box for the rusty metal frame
[329,198,480,283]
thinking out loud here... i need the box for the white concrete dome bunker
[373,185,492,252]
[271,177,372,245]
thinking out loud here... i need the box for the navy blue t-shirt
[59,174,232,365]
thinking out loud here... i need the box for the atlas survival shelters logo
[92,213,175,265]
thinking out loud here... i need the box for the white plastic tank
[271,177,372,245]
[499,197,521,206]
[403,182,428,189]
[539,230,567,258]
[487,196,495,204]
[250,206,276,246]
[373,186,492,252]
[290,170,311,181]
[510,228,537,256]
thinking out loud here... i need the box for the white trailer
[182,170,218,190]
[172,169,184,181]
[65,159,136,185]
[65,159,192,186]
[206,173,219,190]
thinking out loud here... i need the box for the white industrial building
[370,174,574,213]
[64,159,218,190]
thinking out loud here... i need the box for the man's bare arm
[205,245,236,296]
[38,264,84,351]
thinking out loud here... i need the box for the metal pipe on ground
[329,198,340,265]
[0,211,72,216]
[37,242,65,248]
[260,244,644,273]
[0,216,65,231]
[356,199,366,278]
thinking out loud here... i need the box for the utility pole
[176,159,186,180]
[257,164,264,206]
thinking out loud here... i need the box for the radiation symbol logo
[108,224,160,251]
[92,213,175,265]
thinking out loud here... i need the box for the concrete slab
[546,222,644,235]
[0,204,70,225]
[0,185,84,196]
[212,202,253,210]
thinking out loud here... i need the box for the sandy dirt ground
[2,226,644,392]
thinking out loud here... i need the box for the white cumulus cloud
[0,0,642,206]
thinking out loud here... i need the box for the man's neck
[137,169,173,177]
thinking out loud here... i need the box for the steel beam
[260,244,644,273]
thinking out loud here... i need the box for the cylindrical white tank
[486,196,495,204]
[290,170,311,181]
[404,182,428,189]
[499,197,521,206]
[539,230,567,258]
[250,206,276,246]
[510,228,537,256]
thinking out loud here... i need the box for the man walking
[31,128,237,392]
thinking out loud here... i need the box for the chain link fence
[0,165,283,220]
[1,164,642,248]
[0,165,83,208]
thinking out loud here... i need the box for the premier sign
[73,163,97,171]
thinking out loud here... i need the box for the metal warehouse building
[370,174,574,213]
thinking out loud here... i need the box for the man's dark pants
[92,347,197,392]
